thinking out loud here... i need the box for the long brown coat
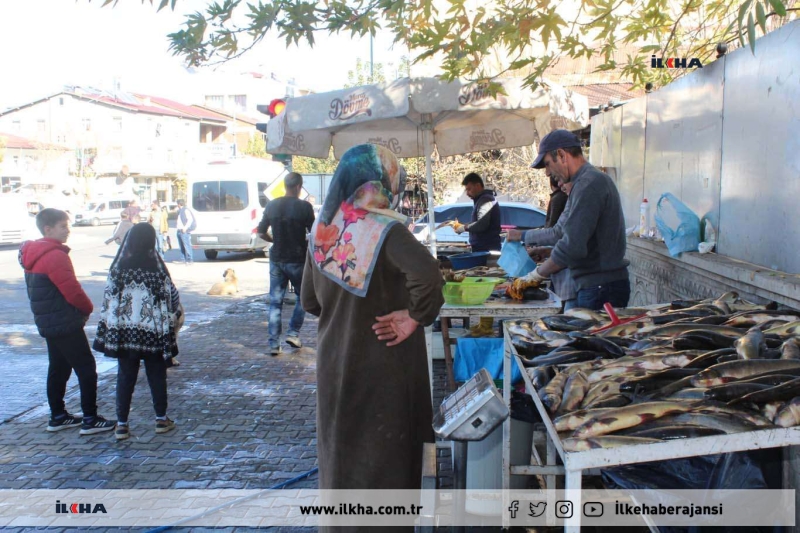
[301,224,444,491]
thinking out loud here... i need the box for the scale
[433,368,509,441]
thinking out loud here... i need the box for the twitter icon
[529,502,547,517]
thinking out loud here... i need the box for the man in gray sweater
[513,130,630,310]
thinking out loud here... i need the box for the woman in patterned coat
[94,223,182,440]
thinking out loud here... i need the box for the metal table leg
[441,317,456,391]
[564,468,582,533]
[451,440,467,533]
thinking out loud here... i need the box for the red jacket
[20,238,93,316]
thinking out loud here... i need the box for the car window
[193,181,248,212]
[109,201,120,209]
[501,206,546,229]
[257,183,268,208]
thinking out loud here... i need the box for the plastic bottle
[639,198,650,238]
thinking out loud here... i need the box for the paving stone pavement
[0,296,321,533]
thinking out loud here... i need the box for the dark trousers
[45,329,98,418]
[576,278,631,311]
[116,355,168,422]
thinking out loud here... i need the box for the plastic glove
[521,267,548,284]
[454,223,466,235]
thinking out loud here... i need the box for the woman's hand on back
[373,309,419,347]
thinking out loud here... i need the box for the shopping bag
[654,193,701,257]
[498,241,536,278]
[454,338,522,384]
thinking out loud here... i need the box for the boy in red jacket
[19,209,116,435]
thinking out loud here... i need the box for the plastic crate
[449,252,490,270]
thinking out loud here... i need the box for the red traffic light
[268,98,286,117]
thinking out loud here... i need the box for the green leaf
[756,1,766,32]
[737,0,753,34]
[158,0,169,11]
[747,12,756,54]
[768,0,787,16]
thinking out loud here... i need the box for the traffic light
[256,98,292,169]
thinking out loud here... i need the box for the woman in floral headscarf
[302,144,444,494]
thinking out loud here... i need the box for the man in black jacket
[454,172,502,252]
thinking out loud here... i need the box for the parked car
[411,202,547,246]
[163,201,180,220]
[73,197,132,226]
[0,195,39,245]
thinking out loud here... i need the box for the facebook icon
[508,500,519,519]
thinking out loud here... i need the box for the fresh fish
[764,320,800,337]
[629,338,673,351]
[572,402,691,438]
[636,324,744,339]
[780,338,800,360]
[716,353,740,364]
[564,308,606,322]
[625,425,726,440]
[563,336,626,358]
[669,298,704,310]
[542,315,598,332]
[558,371,590,414]
[507,324,540,340]
[522,350,605,368]
[539,372,568,414]
[601,353,695,372]
[691,360,800,387]
[582,378,627,408]
[673,331,736,350]
[704,382,772,402]
[587,365,644,383]
[553,408,613,432]
[733,327,766,359]
[762,401,785,422]
[600,321,653,337]
[583,394,632,409]
[654,412,760,434]
[562,436,662,452]
[666,388,708,401]
[774,397,800,427]
[691,401,773,427]
[691,315,733,325]
[619,368,699,393]
[527,365,555,390]
[683,348,737,369]
[729,377,800,405]
[648,375,698,399]
[513,338,553,358]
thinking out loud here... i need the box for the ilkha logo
[367,137,402,155]
[469,129,506,150]
[55,500,107,514]
[651,55,703,69]
[329,92,372,121]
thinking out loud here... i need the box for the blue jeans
[576,278,630,311]
[177,231,193,264]
[156,234,166,259]
[269,262,306,347]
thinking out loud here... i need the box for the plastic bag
[498,241,536,278]
[654,193,701,257]
[454,338,522,384]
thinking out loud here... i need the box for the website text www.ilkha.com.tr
[300,502,424,516]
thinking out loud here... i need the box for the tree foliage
[345,57,386,88]
[291,149,338,175]
[242,133,268,158]
[95,0,796,89]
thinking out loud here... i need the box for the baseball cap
[531,130,582,168]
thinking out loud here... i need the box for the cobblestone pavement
[0,296,320,533]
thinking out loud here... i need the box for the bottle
[639,198,650,238]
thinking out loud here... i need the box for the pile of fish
[442,265,507,282]
[506,292,800,452]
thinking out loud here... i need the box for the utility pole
[370,34,374,82]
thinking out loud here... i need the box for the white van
[73,197,133,226]
[187,158,287,260]
[0,194,38,245]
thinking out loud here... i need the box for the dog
[207,268,239,296]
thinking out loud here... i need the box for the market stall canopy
[266,77,589,159]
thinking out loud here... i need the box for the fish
[683,347,737,369]
[521,350,605,367]
[507,324,540,340]
[635,324,744,339]
[619,367,699,394]
[512,338,553,357]
[572,402,691,438]
[652,412,760,434]
[733,327,766,359]
[774,397,800,427]
[539,372,568,414]
[648,375,699,399]
[762,401,785,422]
[558,371,590,414]
[583,394,633,409]
[692,315,735,325]
[582,376,629,407]
[553,408,613,432]
[599,321,653,337]
[562,336,626,358]
[666,388,708,401]
[729,377,800,405]
[780,338,800,360]
[562,436,662,452]
[587,365,645,383]
[691,360,800,387]
[625,425,727,440]
[703,382,772,402]
[564,308,607,322]
[764,320,800,337]
[691,401,773,427]
[600,353,694,372]
[527,365,555,390]
[673,331,737,350]
[542,315,598,332]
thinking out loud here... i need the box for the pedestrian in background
[302,144,443,496]
[105,211,134,246]
[147,201,166,259]
[454,172,502,252]
[257,172,315,356]
[123,198,141,222]
[19,208,116,435]
[93,223,181,440]
[175,199,196,265]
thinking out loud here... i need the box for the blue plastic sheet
[654,193,701,257]
[498,241,536,278]
[454,337,522,384]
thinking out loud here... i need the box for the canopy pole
[421,115,437,258]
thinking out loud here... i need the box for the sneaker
[269,345,282,356]
[115,424,130,441]
[47,413,82,432]
[79,415,116,435]
[155,418,176,434]
[285,335,302,349]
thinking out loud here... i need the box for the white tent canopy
[267,76,589,255]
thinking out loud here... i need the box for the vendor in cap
[508,130,630,310]
[454,172,502,252]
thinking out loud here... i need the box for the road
[0,222,275,423]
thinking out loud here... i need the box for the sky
[0,0,410,110]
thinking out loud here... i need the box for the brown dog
[207,268,239,296]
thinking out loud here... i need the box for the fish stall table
[500,327,800,532]
[440,295,561,391]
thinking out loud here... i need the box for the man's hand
[523,267,548,284]
[506,229,523,242]
[527,246,552,262]
[453,222,466,235]
[373,309,420,347]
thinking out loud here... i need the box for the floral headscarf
[310,144,407,297]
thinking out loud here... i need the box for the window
[113,117,122,132]
[37,119,46,133]
[229,94,247,112]
[205,95,224,108]
[258,182,268,208]
[59,97,64,106]
[81,118,91,132]
[192,181,248,212]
